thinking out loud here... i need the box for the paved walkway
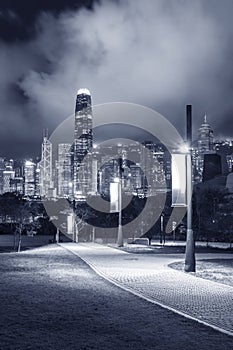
[60,242,233,336]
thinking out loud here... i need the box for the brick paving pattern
[60,242,233,335]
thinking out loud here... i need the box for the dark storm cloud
[0,0,94,41]
[0,9,21,23]
[0,0,233,157]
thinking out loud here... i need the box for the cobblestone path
[60,242,233,336]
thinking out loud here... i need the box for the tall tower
[196,115,214,182]
[197,115,214,153]
[40,132,53,198]
[58,143,72,197]
[0,157,5,195]
[24,160,36,197]
[74,88,93,199]
[3,164,15,193]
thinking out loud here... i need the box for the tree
[194,186,228,241]
[0,193,42,251]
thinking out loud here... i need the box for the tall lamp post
[171,105,195,272]
[110,177,123,246]
[184,105,195,272]
[110,158,124,247]
[117,175,123,247]
[117,158,124,247]
[72,199,76,243]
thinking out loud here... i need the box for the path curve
[60,242,233,337]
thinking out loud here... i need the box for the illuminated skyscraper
[196,115,215,181]
[198,115,214,153]
[3,164,15,193]
[39,132,53,198]
[24,160,36,197]
[74,88,93,199]
[0,157,5,194]
[58,143,72,197]
[35,164,41,197]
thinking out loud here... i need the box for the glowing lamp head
[178,143,189,153]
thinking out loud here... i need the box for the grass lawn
[169,259,233,287]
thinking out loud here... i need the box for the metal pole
[117,158,124,247]
[13,230,17,250]
[73,199,76,243]
[173,230,175,243]
[75,223,78,243]
[56,228,59,243]
[160,214,163,244]
[161,214,165,245]
[17,224,22,253]
[117,178,123,247]
[172,221,176,243]
[184,105,196,272]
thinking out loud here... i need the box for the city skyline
[1,88,233,200]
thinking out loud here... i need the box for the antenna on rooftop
[43,128,49,139]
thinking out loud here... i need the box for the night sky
[0,0,233,158]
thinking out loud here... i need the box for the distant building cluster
[0,158,40,197]
[1,89,233,200]
[192,116,233,183]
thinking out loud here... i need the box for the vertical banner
[172,153,187,207]
[110,182,119,212]
[67,213,74,235]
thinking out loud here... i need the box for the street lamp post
[171,105,195,272]
[184,105,196,272]
[55,227,60,243]
[160,214,163,244]
[172,221,176,243]
[117,176,123,247]
[17,223,22,253]
[184,148,195,272]
[72,199,76,243]
[117,157,125,247]
[92,227,95,242]
[110,178,123,246]
[110,158,124,247]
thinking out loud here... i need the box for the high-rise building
[12,177,23,194]
[3,165,15,193]
[35,164,41,197]
[0,157,5,194]
[197,115,214,153]
[39,133,53,198]
[226,154,233,172]
[140,142,166,196]
[90,147,99,195]
[0,159,24,194]
[129,164,142,194]
[74,88,93,199]
[214,140,233,174]
[202,153,222,182]
[196,115,215,182]
[24,160,36,197]
[58,143,72,197]
[99,158,119,197]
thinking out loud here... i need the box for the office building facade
[74,88,93,199]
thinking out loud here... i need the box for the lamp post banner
[110,182,120,213]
